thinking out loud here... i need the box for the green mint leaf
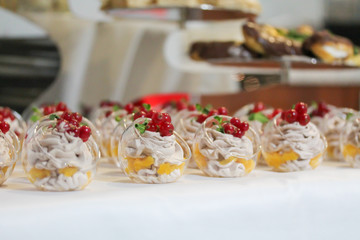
[195,104,202,112]
[311,101,318,109]
[203,104,213,114]
[248,112,269,124]
[49,114,59,120]
[113,105,120,111]
[214,116,223,124]
[30,115,40,123]
[32,107,41,113]
[135,123,146,134]
[80,122,88,126]
[354,46,359,55]
[143,103,151,111]
[216,127,224,134]
[292,104,295,109]
[346,113,354,121]
[115,116,122,122]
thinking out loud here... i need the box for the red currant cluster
[216,117,249,138]
[311,102,330,118]
[135,111,174,137]
[124,102,151,115]
[0,107,15,121]
[251,102,265,113]
[281,102,310,126]
[54,112,91,142]
[0,120,10,134]
[42,102,69,116]
[196,107,229,124]
[162,99,195,112]
[267,108,283,119]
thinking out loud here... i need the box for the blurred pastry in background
[303,30,354,64]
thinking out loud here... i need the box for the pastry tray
[164,25,360,86]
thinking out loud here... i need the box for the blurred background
[0,0,360,114]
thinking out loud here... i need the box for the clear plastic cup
[340,114,360,168]
[193,115,260,178]
[0,130,19,185]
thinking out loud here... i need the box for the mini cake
[340,113,360,167]
[309,102,348,161]
[174,104,229,168]
[303,30,354,64]
[262,102,326,172]
[120,112,190,184]
[22,112,100,191]
[0,121,18,185]
[193,116,260,177]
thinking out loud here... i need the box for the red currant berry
[146,110,156,119]
[271,108,283,119]
[253,102,265,113]
[0,121,10,134]
[230,117,242,128]
[298,114,310,126]
[68,127,80,137]
[124,103,134,114]
[294,102,308,114]
[196,114,207,124]
[233,128,244,138]
[217,107,228,115]
[43,106,55,116]
[207,109,218,117]
[281,111,286,120]
[187,105,196,111]
[285,109,298,123]
[152,112,164,124]
[79,126,91,142]
[56,119,70,131]
[134,111,146,120]
[69,119,80,127]
[146,121,157,132]
[71,112,82,123]
[161,113,171,123]
[223,123,235,134]
[239,122,249,132]
[105,110,112,118]
[176,101,187,111]
[56,102,68,112]
[0,115,3,121]
[61,112,72,121]
[159,121,174,137]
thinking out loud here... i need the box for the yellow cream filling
[264,150,300,168]
[342,144,360,158]
[157,163,185,175]
[125,156,155,174]
[28,168,51,183]
[58,167,78,177]
[194,144,208,169]
[310,154,322,169]
[327,146,335,159]
[1,166,9,175]
[219,156,255,174]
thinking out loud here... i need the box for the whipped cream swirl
[263,121,325,171]
[197,128,254,177]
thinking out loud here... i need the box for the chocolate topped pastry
[189,41,259,60]
[242,22,306,57]
[302,30,354,64]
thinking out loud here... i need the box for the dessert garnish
[0,120,10,134]
[195,104,229,124]
[134,112,174,137]
[212,116,249,138]
[0,107,15,121]
[50,112,91,142]
[30,102,70,122]
[310,101,330,118]
[281,102,310,126]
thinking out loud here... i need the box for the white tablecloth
[1,161,360,240]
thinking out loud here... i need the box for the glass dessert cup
[22,116,100,191]
[110,114,134,168]
[193,116,261,178]
[173,109,201,168]
[262,115,327,172]
[322,108,355,161]
[0,131,19,185]
[341,115,360,168]
[119,118,191,184]
[98,109,128,161]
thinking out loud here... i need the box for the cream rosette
[173,109,201,168]
[0,130,18,185]
[193,116,260,178]
[119,118,190,184]
[340,113,360,168]
[262,116,326,172]
[22,117,100,191]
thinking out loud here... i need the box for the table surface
[1,161,360,240]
